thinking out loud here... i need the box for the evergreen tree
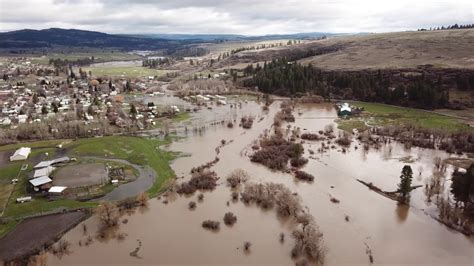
[41,105,48,115]
[398,165,413,202]
[32,93,39,104]
[130,103,137,117]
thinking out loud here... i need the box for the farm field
[346,102,472,132]
[83,65,173,78]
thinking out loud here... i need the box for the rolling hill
[0,28,182,51]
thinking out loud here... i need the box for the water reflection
[395,203,410,223]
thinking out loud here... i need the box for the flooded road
[48,102,474,265]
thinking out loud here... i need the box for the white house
[17,114,28,124]
[10,147,31,161]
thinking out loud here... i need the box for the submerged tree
[398,165,413,203]
[97,201,119,227]
[451,164,474,204]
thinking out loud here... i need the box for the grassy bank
[340,102,471,132]
[0,220,19,239]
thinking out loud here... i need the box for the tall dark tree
[398,165,413,202]
[451,164,474,204]
[130,103,137,117]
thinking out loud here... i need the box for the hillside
[299,29,474,70]
[0,28,182,51]
[218,29,474,71]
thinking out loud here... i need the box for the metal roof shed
[33,166,55,178]
[29,176,52,187]
[48,186,67,193]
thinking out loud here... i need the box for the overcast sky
[0,0,472,35]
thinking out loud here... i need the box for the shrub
[116,232,127,240]
[335,136,352,147]
[231,191,239,201]
[250,135,304,170]
[177,170,219,194]
[226,169,249,188]
[301,133,322,141]
[202,220,220,231]
[290,157,308,168]
[294,170,314,182]
[188,201,197,210]
[136,192,149,206]
[241,116,254,129]
[51,240,71,257]
[223,212,237,225]
[198,193,204,202]
[244,241,252,251]
[118,197,136,210]
[292,226,325,263]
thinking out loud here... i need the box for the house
[338,103,352,117]
[33,166,55,178]
[1,117,11,126]
[17,114,28,124]
[10,147,31,161]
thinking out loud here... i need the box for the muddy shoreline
[0,210,91,262]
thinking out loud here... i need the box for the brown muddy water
[47,102,474,265]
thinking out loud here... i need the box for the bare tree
[97,201,119,227]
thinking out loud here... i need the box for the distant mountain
[0,28,345,53]
[139,32,337,41]
[0,28,181,50]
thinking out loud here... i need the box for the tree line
[242,59,474,109]
[418,23,474,31]
[142,58,172,68]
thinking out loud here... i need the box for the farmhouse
[10,147,31,161]
[338,103,352,117]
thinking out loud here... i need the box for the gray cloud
[0,0,472,34]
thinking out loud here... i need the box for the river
[47,101,474,265]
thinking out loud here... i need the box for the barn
[10,147,31,161]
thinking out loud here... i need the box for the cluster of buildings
[183,94,227,105]
[8,146,70,202]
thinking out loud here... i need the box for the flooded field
[47,102,474,265]
[53,163,107,188]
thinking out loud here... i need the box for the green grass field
[84,66,172,78]
[30,51,142,65]
[336,119,369,132]
[352,102,471,132]
[69,136,176,196]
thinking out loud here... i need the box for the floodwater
[47,102,474,265]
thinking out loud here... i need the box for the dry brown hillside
[299,29,474,70]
